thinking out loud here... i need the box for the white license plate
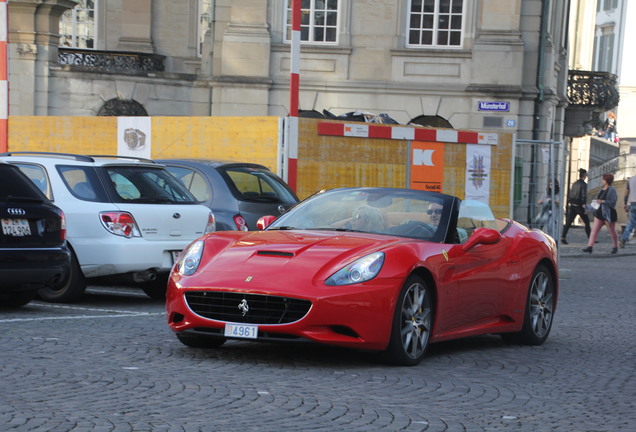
[1,218,31,236]
[171,250,182,263]
[224,323,258,339]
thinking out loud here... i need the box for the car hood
[185,230,408,293]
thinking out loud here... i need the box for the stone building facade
[6,0,571,144]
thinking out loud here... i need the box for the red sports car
[166,187,558,366]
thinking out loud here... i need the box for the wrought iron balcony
[564,70,620,137]
[57,48,165,74]
[567,70,619,110]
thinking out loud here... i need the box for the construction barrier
[7,116,512,217]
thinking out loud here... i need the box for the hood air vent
[257,251,294,257]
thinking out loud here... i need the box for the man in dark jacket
[561,168,591,244]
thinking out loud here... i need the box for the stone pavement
[2,255,636,431]
[558,224,636,258]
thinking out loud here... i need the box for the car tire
[176,333,226,349]
[140,273,169,300]
[37,251,86,303]
[2,292,36,308]
[384,275,434,366]
[501,264,555,345]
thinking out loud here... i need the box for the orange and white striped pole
[0,0,7,153]
[287,0,301,191]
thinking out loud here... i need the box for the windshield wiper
[268,226,296,230]
[311,227,355,232]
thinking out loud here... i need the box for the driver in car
[426,202,443,225]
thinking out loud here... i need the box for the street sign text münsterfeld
[478,101,510,112]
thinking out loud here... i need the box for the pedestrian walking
[561,168,591,244]
[619,175,636,248]
[583,173,619,254]
[536,178,560,239]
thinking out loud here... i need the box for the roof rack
[0,152,156,164]
[88,155,156,164]
[0,151,94,162]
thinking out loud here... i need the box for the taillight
[99,212,141,238]
[205,212,216,233]
[233,214,248,231]
[59,210,67,241]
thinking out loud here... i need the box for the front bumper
[166,276,402,351]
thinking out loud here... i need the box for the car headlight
[325,252,385,286]
[177,240,204,276]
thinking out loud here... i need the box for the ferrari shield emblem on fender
[442,249,449,261]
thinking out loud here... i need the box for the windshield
[267,188,456,242]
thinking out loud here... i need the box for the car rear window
[57,165,109,202]
[102,166,198,204]
[220,167,297,203]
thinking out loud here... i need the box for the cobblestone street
[1,246,635,431]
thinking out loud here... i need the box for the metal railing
[58,48,165,73]
[588,153,636,190]
[513,139,566,242]
[567,70,620,110]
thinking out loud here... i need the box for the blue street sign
[478,101,510,112]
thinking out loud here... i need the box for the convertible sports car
[166,187,558,366]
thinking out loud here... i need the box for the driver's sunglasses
[426,209,443,215]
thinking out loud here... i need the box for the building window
[407,0,464,48]
[198,0,212,57]
[59,0,96,49]
[594,27,615,72]
[285,0,339,44]
[598,0,618,11]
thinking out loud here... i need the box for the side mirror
[256,215,277,230]
[461,227,501,252]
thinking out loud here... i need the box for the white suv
[0,152,215,301]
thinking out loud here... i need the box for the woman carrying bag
[583,173,619,254]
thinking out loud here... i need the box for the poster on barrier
[117,117,151,159]
[465,144,491,204]
[409,141,445,193]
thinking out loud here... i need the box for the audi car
[1,162,70,307]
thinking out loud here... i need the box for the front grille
[185,291,312,325]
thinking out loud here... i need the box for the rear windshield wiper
[124,197,182,204]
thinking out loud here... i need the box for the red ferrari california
[166,187,558,366]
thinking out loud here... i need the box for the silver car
[0,152,215,301]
